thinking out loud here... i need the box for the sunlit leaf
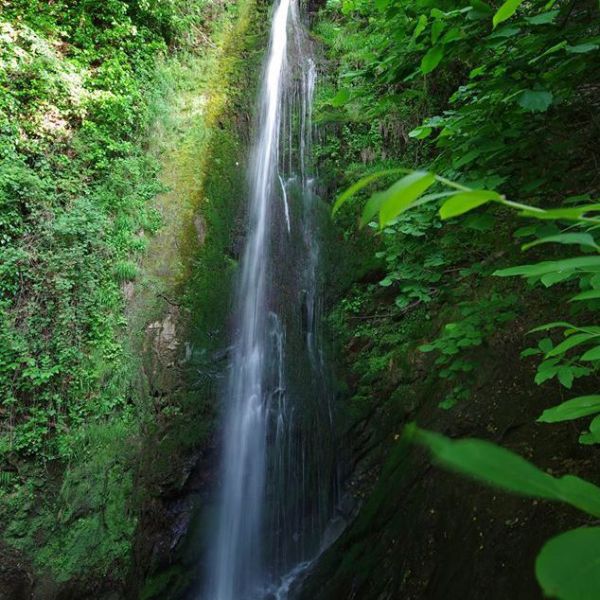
[523,233,599,251]
[495,256,600,279]
[519,204,600,221]
[329,88,351,107]
[524,10,559,24]
[529,321,580,333]
[570,289,600,302]
[545,333,599,357]
[431,21,445,44]
[493,0,525,28]
[580,415,600,445]
[375,171,436,226]
[360,191,387,226]
[566,43,599,54]
[413,14,428,38]
[332,168,411,214]
[581,346,600,361]
[408,125,433,139]
[439,190,501,219]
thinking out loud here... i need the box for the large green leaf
[411,426,600,517]
[329,88,351,107]
[566,42,599,54]
[360,192,388,227]
[524,10,559,24]
[580,415,600,445]
[538,395,600,423]
[518,89,554,112]
[493,0,525,27]
[536,527,600,600]
[520,203,600,221]
[523,233,599,251]
[570,289,600,302]
[408,125,433,139]
[332,168,410,214]
[581,346,600,361]
[495,256,600,279]
[431,21,445,44]
[375,171,436,226]
[546,333,599,357]
[413,14,428,39]
[439,190,501,219]
[421,45,444,74]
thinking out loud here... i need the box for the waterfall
[205,1,337,599]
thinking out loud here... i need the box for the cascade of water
[205,2,337,599]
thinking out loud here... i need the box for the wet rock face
[297,325,600,600]
[194,214,207,246]
[144,306,182,393]
[307,0,327,13]
[0,543,32,600]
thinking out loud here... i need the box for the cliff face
[299,313,598,599]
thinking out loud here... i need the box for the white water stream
[205,2,337,599]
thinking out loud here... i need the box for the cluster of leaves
[419,293,517,407]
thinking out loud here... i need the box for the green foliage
[317,0,599,596]
[419,294,517,407]
[0,0,181,465]
[0,0,256,588]
[538,395,600,423]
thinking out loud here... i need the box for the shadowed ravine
[204,1,338,598]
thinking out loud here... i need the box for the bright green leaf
[413,15,428,38]
[524,10,559,24]
[546,333,598,357]
[411,426,600,516]
[518,89,554,112]
[581,346,600,361]
[536,528,600,600]
[329,88,351,107]
[519,203,600,221]
[495,256,600,279]
[557,367,574,388]
[580,415,600,445]
[566,43,599,54]
[570,289,600,302]
[538,395,600,423]
[431,21,445,44]
[421,46,445,75]
[408,125,433,139]
[332,168,411,214]
[523,233,599,251]
[493,0,524,28]
[439,190,501,219]
[375,171,436,226]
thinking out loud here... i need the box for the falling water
[205,1,337,599]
